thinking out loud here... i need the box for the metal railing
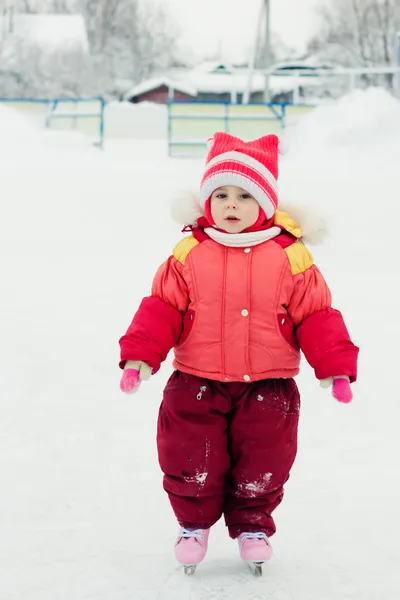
[167,101,316,157]
[0,96,106,148]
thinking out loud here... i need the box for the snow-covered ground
[1,89,400,599]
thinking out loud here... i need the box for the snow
[285,87,400,152]
[104,102,168,139]
[1,88,400,599]
[237,474,273,498]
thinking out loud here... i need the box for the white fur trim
[279,200,327,245]
[170,190,203,226]
[278,137,289,155]
[170,190,328,246]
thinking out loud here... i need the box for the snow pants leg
[157,371,300,536]
[157,370,231,529]
[223,378,300,539]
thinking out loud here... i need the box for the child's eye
[216,193,227,199]
[240,194,252,199]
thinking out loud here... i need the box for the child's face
[210,186,260,233]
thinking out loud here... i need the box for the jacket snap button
[244,248,251,253]
[241,309,249,317]
[243,374,251,381]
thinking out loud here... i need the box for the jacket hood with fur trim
[170,191,327,246]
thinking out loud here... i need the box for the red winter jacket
[119,213,359,383]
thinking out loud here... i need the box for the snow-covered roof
[271,60,334,73]
[183,69,265,94]
[124,77,197,99]
[0,13,89,52]
[125,66,328,101]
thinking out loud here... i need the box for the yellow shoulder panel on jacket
[274,210,303,239]
[285,241,313,275]
[173,235,199,264]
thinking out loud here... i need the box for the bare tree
[51,0,76,12]
[80,0,179,95]
[80,0,121,53]
[0,0,180,98]
[114,0,179,81]
[3,0,77,13]
[309,0,400,68]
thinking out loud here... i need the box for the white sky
[160,0,322,63]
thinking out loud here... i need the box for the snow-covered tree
[0,0,74,12]
[0,0,180,98]
[81,0,179,93]
[308,0,400,68]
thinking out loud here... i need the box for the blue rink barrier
[167,101,286,158]
[0,97,106,148]
[167,101,316,158]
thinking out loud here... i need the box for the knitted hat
[200,132,280,219]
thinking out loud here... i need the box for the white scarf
[204,226,281,248]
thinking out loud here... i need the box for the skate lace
[240,532,268,542]
[179,528,205,541]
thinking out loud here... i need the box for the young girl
[118,132,359,573]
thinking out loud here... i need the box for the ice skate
[238,532,273,577]
[174,527,210,575]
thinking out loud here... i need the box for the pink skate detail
[332,378,353,403]
[174,528,210,566]
[120,368,141,394]
[238,532,273,563]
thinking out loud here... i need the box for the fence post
[281,103,286,129]
[167,102,172,157]
[395,32,400,98]
[224,103,229,133]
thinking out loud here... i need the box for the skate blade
[247,561,263,577]
[183,564,197,576]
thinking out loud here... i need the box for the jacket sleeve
[286,242,359,382]
[119,256,190,373]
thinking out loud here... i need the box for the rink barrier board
[0,97,106,148]
[167,102,317,157]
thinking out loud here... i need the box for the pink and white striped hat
[200,132,280,219]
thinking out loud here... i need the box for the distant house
[126,77,197,104]
[125,62,265,104]
[124,60,335,105]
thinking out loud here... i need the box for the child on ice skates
[118,132,359,574]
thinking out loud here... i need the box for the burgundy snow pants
[157,370,300,539]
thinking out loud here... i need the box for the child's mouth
[225,216,240,221]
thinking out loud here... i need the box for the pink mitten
[119,360,152,394]
[120,368,141,394]
[332,377,353,404]
[320,376,353,403]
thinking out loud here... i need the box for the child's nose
[225,197,238,209]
